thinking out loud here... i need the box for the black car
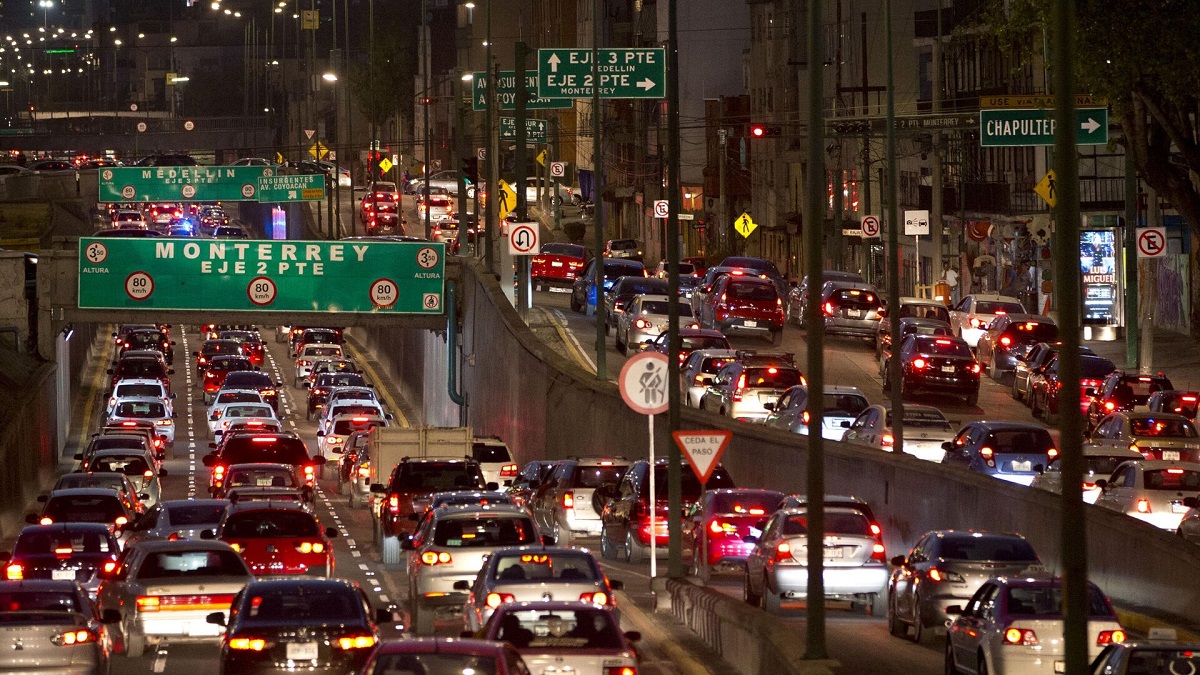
[943,421,1058,485]
[787,269,864,324]
[877,316,953,367]
[507,460,559,508]
[569,258,647,314]
[885,334,980,406]
[976,313,1059,379]
[211,578,393,674]
[306,372,369,420]
[120,328,175,364]
[1085,370,1175,433]
[604,276,669,332]
[1,523,121,595]
[221,370,285,413]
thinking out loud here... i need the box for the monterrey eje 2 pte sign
[78,238,445,314]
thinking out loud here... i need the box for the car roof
[0,579,86,592]
[996,313,1050,323]
[432,504,530,518]
[968,294,1022,303]
[242,577,359,593]
[635,294,671,304]
[17,522,116,536]
[226,500,314,515]
[46,488,124,498]
[1119,460,1200,471]
[679,329,728,338]
[372,636,508,656]
[687,348,739,359]
[497,600,618,613]
[899,316,952,327]
[489,545,595,558]
[158,498,229,508]
[965,421,1051,431]
[128,539,239,554]
[824,385,866,396]
[824,280,876,291]
[111,396,168,405]
[1117,411,1192,422]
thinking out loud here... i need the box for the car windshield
[1004,586,1114,617]
[602,262,644,281]
[89,455,151,476]
[493,552,597,581]
[395,464,483,491]
[985,429,1056,454]
[976,301,1025,314]
[609,239,637,250]
[136,549,246,578]
[0,591,80,616]
[224,511,319,537]
[824,393,869,417]
[432,516,537,547]
[14,530,116,556]
[781,510,872,536]
[900,304,951,322]
[913,337,973,357]
[165,503,228,526]
[370,654,497,674]
[127,332,166,348]
[569,465,626,488]
[115,384,164,398]
[742,367,802,389]
[935,534,1039,561]
[471,443,511,463]
[726,282,777,301]
[646,465,734,499]
[114,401,166,418]
[1143,469,1200,491]
[638,301,693,317]
[699,357,734,374]
[55,474,126,491]
[218,392,262,404]
[494,608,623,650]
[225,405,274,418]
[711,492,780,515]
[44,495,124,522]
[221,438,310,465]
[1129,418,1198,438]
[1003,321,1058,342]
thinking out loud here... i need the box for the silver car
[819,281,884,341]
[0,580,113,674]
[886,530,1043,644]
[2,524,122,600]
[124,499,229,543]
[404,504,545,635]
[681,349,739,408]
[529,458,629,545]
[840,404,956,462]
[1094,460,1200,531]
[50,472,148,517]
[97,539,253,657]
[82,448,167,509]
[763,384,870,440]
[1087,411,1200,463]
[106,396,175,447]
[1029,445,1142,505]
[458,546,622,631]
[615,294,697,355]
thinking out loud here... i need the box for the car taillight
[227,636,269,651]
[261,389,275,396]
[1000,336,1012,347]
[980,446,995,466]
[968,362,981,373]
[486,592,516,608]
[869,523,882,538]
[562,491,575,508]
[388,494,400,513]
[115,516,129,527]
[1047,447,1059,460]
[708,519,737,536]
[1003,627,1039,646]
[1097,630,1126,645]
[634,318,650,329]
[358,463,371,478]
[774,542,793,562]
[136,596,161,612]
[927,568,965,583]
[970,317,983,328]
[39,517,53,525]
[870,542,887,563]
[56,629,96,646]
[604,668,638,675]
[1104,400,1116,411]
[823,302,835,316]
[580,591,609,606]
[5,563,22,580]
[732,373,746,401]
[1136,498,1151,513]
[801,410,811,425]
[912,358,926,369]
[144,470,154,479]
[296,542,326,554]
[336,634,377,650]
[420,551,453,565]
[304,465,315,485]
[500,463,518,477]
[881,433,894,448]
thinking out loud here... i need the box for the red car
[531,243,589,291]
[194,339,244,378]
[359,188,404,233]
[215,503,338,577]
[201,355,255,405]
[1029,353,1117,423]
[684,488,784,579]
[698,273,786,345]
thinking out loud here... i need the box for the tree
[977,0,1200,332]
[346,37,409,136]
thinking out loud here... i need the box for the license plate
[824,547,844,559]
[287,641,319,660]
[551,261,563,267]
[549,287,571,293]
[51,569,75,581]
[941,365,956,373]
[1054,661,1066,674]
[1012,460,1032,472]
[256,478,273,486]
[847,309,862,318]
[744,320,758,328]
[1162,450,1180,461]
[1172,502,1189,514]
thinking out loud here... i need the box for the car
[887,530,1043,644]
[316,413,388,460]
[336,431,374,506]
[371,458,494,564]
[304,357,360,387]
[841,404,956,461]
[48,472,147,516]
[291,327,345,355]
[212,403,279,441]
[786,270,864,324]
[683,488,785,580]
[1088,411,1200,462]
[652,259,699,279]
[1029,444,1143,505]
[430,218,461,245]
[698,273,786,345]
[1093,460,1200,531]
[212,462,309,502]
[219,329,265,366]
[943,422,1058,485]
[569,258,648,313]
[361,636,526,674]
[110,209,148,229]
[317,161,352,187]
[359,186,404,233]
[1086,371,1176,433]
[106,378,174,417]
[203,432,325,498]
[145,202,183,226]
[81,449,166,509]
[0,580,114,672]
[947,294,1026,348]
[1029,353,1118,422]
[90,421,165,463]
[716,256,788,296]
[107,356,173,389]
[1089,641,1200,675]
[698,352,803,422]
[210,577,391,673]
[874,297,952,352]
[480,601,639,674]
[201,355,256,405]
[603,277,669,333]
[323,383,378,408]
[648,328,732,366]
[529,457,629,545]
[409,172,462,194]
[403,504,544,634]
[507,461,559,509]
[615,293,698,355]
[305,372,368,419]
[689,265,740,316]
[212,225,249,239]
[424,490,517,514]
[877,317,955,378]
[97,539,252,657]
[230,157,278,167]
[220,370,283,413]
[944,576,1125,675]
[417,194,454,222]
[742,504,889,615]
[975,313,1059,380]
[523,175,574,205]
[118,328,176,364]
[194,339,244,378]
[531,242,590,291]
[294,343,344,386]
[106,396,175,448]
[315,400,389,442]
[1147,390,1200,420]
[1010,342,1095,404]
[1179,499,1200,544]
[763,384,870,440]
[775,494,881,526]
[77,431,154,470]
[885,334,981,406]
[680,348,739,408]
[214,502,338,577]
[817,281,885,343]
[471,437,518,488]
[598,458,735,564]
[28,158,77,174]
[604,238,641,260]
[2,523,122,599]
[123,499,229,543]
[207,389,267,434]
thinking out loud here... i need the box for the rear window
[114,401,166,418]
[224,510,320,537]
[1004,586,1114,618]
[568,464,626,488]
[115,384,165,398]
[1143,469,1200,491]
[1003,321,1058,342]
[493,552,597,581]
[1129,418,1197,438]
[976,301,1025,314]
[830,288,880,308]
[472,442,512,463]
[700,357,734,374]
[985,429,1056,454]
[211,358,251,371]
[118,360,164,377]
[1112,377,1173,404]
[14,530,116,555]
[1124,649,1200,674]
[618,280,666,295]
[824,393,870,417]
[742,367,802,389]
[432,516,537,547]
[394,463,484,491]
[227,466,296,488]
[494,608,623,650]
[88,455,151,476]
[315,360,357,373]
[934,534,1039,562]
[602,262,644,281]
[137,549,248,578]
[646,465,734,499]
[899,304,951,322]
[202,341,242,355]
[55,474,125,491]
[912,337,972,357]
[241,586,363,623]
[165,503,228,526]
[45,495,124,522]
[609,239,637,250]
[1077,357,1117,378]
[781,510,872,536]
[681,336,729,351]
[902,323,953,338]
[221,437,310,465]
[639,301,693,317]
[542,243,585,257]
[218,392,262,404]
[225,405,274,419]
[303,347,342,357]
[223,372,272,387]
[0,591,80,614]
[710,492,780,515]
[90,437,146,451]
[726,282,777,302]
[886,409,952,429]
[303,330,342,344]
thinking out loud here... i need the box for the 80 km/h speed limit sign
[247,277,278,306]
[125,272,154,301]
[370,278,399,308]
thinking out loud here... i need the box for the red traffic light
[751,124,766,138]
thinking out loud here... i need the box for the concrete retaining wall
[0,354,58,539]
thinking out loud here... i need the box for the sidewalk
[1084,327,1200,390]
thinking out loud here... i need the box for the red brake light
[634,319,650,329]
[562,491,575,508]
[1097,630,1126,645]
[733,373,747,401]
[500,463,518,477]
[336,635,377,650]
[980,446,995,460]
[580,591,609,606]
[774,542,792,562]
[935,339,952,345]
[485,592,515,608]
[1003,627,1038,646]
[869,523,882,537]
[1136,498,1151,513]
[1104,401,1116,411]
[999,336,1012,346]
[823,302,835,316]
[1047,447,1059,460]
[5,563,22,580]
[912,358,927,369]
[58,628,96,646]
[420,551,453,565]
[881,433,894,448]
[871,542,887,563]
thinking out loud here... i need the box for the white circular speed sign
[241,183,256,199]
[121,185,136,200]
[183,120,195,131]
[136,121,147,133]
[618,351,670,415]
[247,277,278,306]
[370,278,399,308]
[125,271,154,301]
[181,184,196,199]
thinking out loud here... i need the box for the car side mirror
[624,631,642,643]
[877,308,887,318]
[763,402,775,411]
[24,514,38,524]
[208,442,217,449]
[170,393,177,399]
[399,537,415,551]
[170,341,177,346]
[406,513,422,522]
[541,535,555,546]
[486,482,499,491]
[275,381,284,387]
[609,579,625,591]
[201,454,216,467]
[944,605,963,616]
[311,455,327,465]
[325,527,339,538]
[158,468,168,477]
[1094,479,1108,490]
[385,413,395,421]
[840,420,851,428]
[890,555,906,567]
[139,493,150,500]
[941,441,954,452]
[206,612,227,627]
[742,534,759,543]
[200,529,215,539]
[453,580,470,591]
[698,375,714,386]
[1183,497,1198,508]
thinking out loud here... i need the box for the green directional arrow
[979,107,1108,147]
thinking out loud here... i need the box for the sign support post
[647,413,657,578]
[618,353,670,578]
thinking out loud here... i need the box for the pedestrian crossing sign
[1034,170,1057,208]
[378,157,394,174]
[734,212,758,238]
[497,180,518,220]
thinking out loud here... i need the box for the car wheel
[882,364,891,391]
[887,594,907,637]
[988,357,1001,381]
[744,572,762,606]
[413,602,436,635]
[978,654,990,675]
[691,543,710,583]
[1011,379,1021,402]
[570,293,582,313]
[966,389,979,407]
[625,531,646,564]
[380,535,401,565]
[763,577,784,615]
[305,407,314,421]
[599,525,617,560]
[124,621,146,658]
[866,593,881,616]
[553,521,572,547]
[912,595,929,644]
[944,640,961,675]
[616,332,627,355]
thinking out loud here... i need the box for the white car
[82,448,167,510]
[316,398,389,437]
[947,294,1025,348]
[680,349,739,408]
[108,378,174,417]
[206,389,266,435]
[324,385,379,409]
[293,344,344,385]
[1029,445,1143,505]
[945,576,1125,675]
[472,436,517,488]
[316,413,388,458]
[614,294,698,355]
[213,402,279,440]
[107,396,175,447]
[840,404,956,462]
[1093,460,1200,531]
[111,210,148,229]
[417,194,454,222]
[482,602,638,674]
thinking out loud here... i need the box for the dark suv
[699,274,786,345]
[371,458,493,543]
[202,432,325,497]
[220,370,284,413]
[976,313,1058,379]
[1085,370,1175,433]
[597,459,735,564]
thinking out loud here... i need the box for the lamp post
[324,71,340,236]
[39,1,53,29]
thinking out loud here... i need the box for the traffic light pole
[665,0,683,581]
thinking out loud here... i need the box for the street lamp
[38,1,52,29]
[322,72,337,82]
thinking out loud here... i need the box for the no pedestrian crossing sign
[78,238,445,314]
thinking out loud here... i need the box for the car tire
[570,293,582,313]
[380,535,401,565]
[887,595,907,637]
[125,621,146,658]
[989,358,1002,381]
[1011,379,1021,402]
[770,329,784,346]
[690,543,710,583]
[966,390,979,406]
[912,595,929,644]
[866,593,881,616]
[625,531,646,565]
[763,578,784,615]
[305,407,313,421]
[616,332,627,355]
[600,525,617,560]
[882,365,891,392]
[413,602,436,636]
[553,521,571,547]
[743,572,762,607]
[944,640,961,675]
[978,655,989,675]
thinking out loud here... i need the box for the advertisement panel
[1080,229,1121,325]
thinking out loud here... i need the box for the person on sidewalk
[940,261,959,305]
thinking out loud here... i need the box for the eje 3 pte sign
[78,238,445,313]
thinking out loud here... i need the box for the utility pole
[665,0,683,580]
[591,0,607,379]
[552,116,562,231]
[718,125,727,257]
[803,0,827,659]
[930,0,944,284]
[515,42,531,315]
[422,0,432,239]
[1142,186,1158,373]
[487,61,500,273]
[885,0,904,459]
[1123,149,1138,369]
[455,72,468,256]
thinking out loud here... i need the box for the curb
[615,590,715,675]
[1117,607,1200,642]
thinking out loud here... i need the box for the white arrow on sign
[1081,118,1101,134]
[673,430,733,483]
[636,78,655,91]
[547,53,561,72]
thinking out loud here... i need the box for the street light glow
[113,39,122,46]
[464,2,476,7]
[461,72,475,81]
[170,36,177,42]
[211,1,220,9]
[170,76,189,83]
[322,72,338,82]
[0,81,9,87]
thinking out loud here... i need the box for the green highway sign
[98,166,277,203]
[78,238,446,314]
[257,173,327,202]
[500,117,548,143]
[979,107,1109,147]
[471,71,572,112]
[537,48,666,99]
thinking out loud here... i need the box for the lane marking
[548,308,597,374]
